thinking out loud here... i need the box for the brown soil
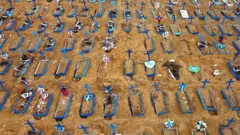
[56,60,70,74]
[171,24,180,33]
[0,91,6,105]
[28,37,40,50]
[74,60,88,77]
[162,40,172,51]
[200,89,214,108]
[104,100,114,115]
[204,25,214,34]
[163,128,177,135]
[193,131,205,135]
[187,25,197,33]
[63,38,74,49]
[7,35,22,49]
[35,60,48,74]
[177,91,190,111]
[201,46,212,55]
[222,128,235,135]
[144,38,153,51]
[81,95,93,114]
[152,91,165,113]
[54,132,70,135]
[146,65,155,76]
[67,8,76,15]
[211,24,221,34]
[130,93,142,115]
[124,59,134,75]
[224,89,240,108]
[55,95,68,117]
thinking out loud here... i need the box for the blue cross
[32,31,37,37]
[74,14,78,22]
[89,15,95,22]
[226,79,235,90]
[223,118,236,127]
[189,16,194,25]
[108,124,117,134]
[84,84,91,94]
[107,29,111,37]
[8,0,13,8]
[153,82,160,91]
[182,2,187,9]
[79,51,85,59]
[14,28,21,37]
[140,1,145,10]
[126,49,132,59]
[61,84,66,90]
[38,14,45,23]
[32,0,36,6]
[82,0,87,9]
[199,34,204,41]
[110,0,116,7]
[205,17,209,24]
[84,30,89,38]
[125,1,129,9]
[165,119,175,129]
[129,85,135,94]
[144,29,150,39]
[79,124,88,134]
[173,15,176,24]
[201,79,209,88]
[39,51,45,59]
[43,32,50,40]
[24,12,29,20]
[145,50,152,61]
[109,12,114,20]
[222,17,226,25]
[179,82,187,91]
[104,86,112,95]
[233,51,240,61]
[25,120,36,131]
[0,80,4,90]
[55,123,65,132]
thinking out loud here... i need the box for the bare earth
[0,0,240,135]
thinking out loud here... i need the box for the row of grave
[0,0,240,57]
[1,0,239,37]
[0,23,239,54]
[0,80,239,134]
[0,48,240,81]
[21,118,238,135]
[0,80,239,119]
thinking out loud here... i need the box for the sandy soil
[0,0,240,135]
